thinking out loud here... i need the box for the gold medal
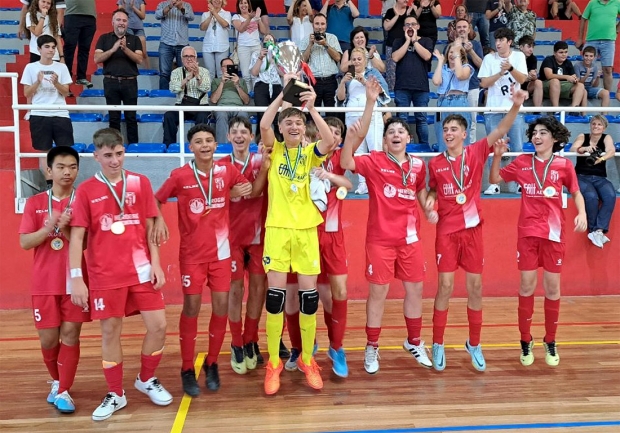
[202,207,211,217]
[110,221,125,235]
[50,238,64,250]
[456,193,467,205]
[336,186,347,200]
[543,186,556,198]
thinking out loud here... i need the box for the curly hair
[27,0,59,40]
[526,116,571,153]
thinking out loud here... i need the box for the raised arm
[486,87,528,145]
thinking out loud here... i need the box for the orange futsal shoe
[297,357,323,390]
[264,360,284,395]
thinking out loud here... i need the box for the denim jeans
[159,43,185,90]
[485,112,524,190]
[394,90,429,146]
[577,174,616,233]
[435,94,471,152]
[470,12,489,48]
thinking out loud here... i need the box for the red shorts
[435,225,484,274]
[230,244,265,280]
[32,295,91,330]
[180,260,231,295]
[89,283,165,320]
[517,236,565,273]
[318,229,348,284]
[365,242,425,285]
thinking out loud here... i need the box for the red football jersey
[71,171,159,290]
[155,161,248,264]
[319,149,346,233]
[500,154,579,242]
[355,151,426,246]
[19,192,73,295]
[429,138,491,235]
[220,153,266,248]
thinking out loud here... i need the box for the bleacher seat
[140,69,159,75]
[139,114,164,123]
[149,89,176,98]
[86,143,96,153]
[126,143,166,153]
[249,143,258,153]
[218,143,233,153]
[103,113,141,122]
[137,89,150,97]
[146,35,160,41]
[523,142,535,152]
[167,143,191,153]
[615,143,620,152]
[565,115,589,123]
[72,143,86,153]
[79,89,104,97]
[406,143,432,153]
[564,143,573,151]
[0,49,19,55]
[69,113,102,122]
[0,20,19,25]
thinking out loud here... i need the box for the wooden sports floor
[1,297,619,433]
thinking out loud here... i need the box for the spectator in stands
[288,0,314,47]
[339,26,386,74]
[210,58,251,144]
[155,0,194,90]
[485,0,509,48]
[63,0,96,88]
[200,0,232,80]
[163,46,211,147]
[505,0,536,48]
[321,0,360,53]
[569,115,616,248]
[539,41,586,114]
[465,0,490,47]
[518,36,543,108]
[383,0,414,92]
[21,34,74,155]
[336,47,390,194]
[577,0,620,92]
[574,46,611,112]
[117,0,149,69]
[412,0,441,49]
[94,8,143,145]
[26,0,64,63]
[478,27,527,194]
[19,0,65,41]
[548,0,581,20]
[381,0,396,53]
[300,14,343,110]
[447,5,476,43]
[453,18,483,144]
[392,15,433,146]
[432,41,473,152]
[251,0,270,29]
[232,0,269,92]
[250,34,283,139]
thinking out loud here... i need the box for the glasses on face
[182,55,197,59]
[404,23,419,28]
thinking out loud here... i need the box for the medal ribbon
[99,170,127,217]
[444,149,466,192]
[191,160,213,208]
[284,145,302,181]
[387,152,413,187]
[531,154,555,192]
[47,189,75,235]
[231,152,251,174]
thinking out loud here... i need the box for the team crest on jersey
[189,198,205,214]
[100,214,113,231]
[263,256,271,265]
[383,183,397,198]
[252,169,259,178]
[408,172,416,184]
[464,165,470,177]
[549,170,559,183]
[125,192,136,206]
[215,177,225,191]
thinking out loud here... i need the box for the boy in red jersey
[69,128,171,421]
[155,124,255,395]
[490,116,587,367]
[341,78,434,375]
[426,87,529,373]
[19,146,89,414]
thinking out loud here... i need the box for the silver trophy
[275,41,310,107]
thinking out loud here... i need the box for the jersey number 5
[182,275,191,288]
[33,308,41,322]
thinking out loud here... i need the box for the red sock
[57,343,80,394]
[103,362,124,396]
[432,308,449,345]
[518,295,535,342]
[41,345,60,380]
[140,352,162,382]
[365,325,381,346]
[286,312,302,350]
[206,313,227,365]
[243,316,259,345]
[330,299,347,350]
[405,316,422,345]
[323,310,334,344]
[179,313,198,371]
[544,297,561,343]
[229,319,243,347]
[467,308,483,347]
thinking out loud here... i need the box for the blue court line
[320,420,620,433]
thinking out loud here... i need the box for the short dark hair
[493,27,515,43]
[455,17,470,26]
[313,13,327,22]
[443,114,468,130]
[324,116,345,137]
[187,123,216,143]
[47,146,79,169]
[113,8,129,19]
[93,128,124,149]
[553,41,568,52]
[582,45,596,56]
[518,35,535,47]
[383,117,410,137]
[36,34,56,48]
[228,116,252,132]
[349,26,368,48]
[526,116,571,153]
[220,57,233,67]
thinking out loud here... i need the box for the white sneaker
[364,345,380,374]
[355,182,368,195]
[92,392,127,421]
[602,233,610,244]
[588,232,604,248]
[46,379,59,404]
[483,184,500,195]
[134,376,173,406]
[403,339,432,368]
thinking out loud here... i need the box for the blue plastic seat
[276,26,289,31]
[147,51,159,58]
[126,143,166,153]
[167,142,191,153]
[104,113,140,122]
[79,89,104,97]
[249,143,258,153]
[139,69,159,75]
[218,143,233,154]
[188,24,200,29]
[476,114,485,123]
[523,142,535,152]
[69,113,102,122]
[565,115,588,123]
[0,20,19,25]
[71,143,86,153]
[139,114,164,123]
[615,143,620,152]
[406,143,432,153]
[564,143,573,151]
[0,49,19,55]
[93,68,104,75]
[86,143,96,152]
[3,33,18,38]
[189,36,202,42]
[137,89,149,98]
[146,35,160,41]
[149,89,176,98]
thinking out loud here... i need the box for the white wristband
[70,268,83,278]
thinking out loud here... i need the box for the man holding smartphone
[209,57,250,144]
